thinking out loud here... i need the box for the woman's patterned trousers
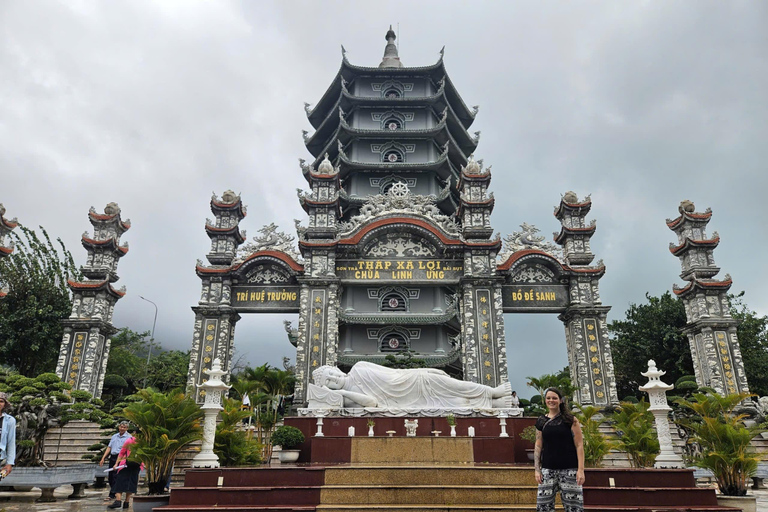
[536,468,583,511]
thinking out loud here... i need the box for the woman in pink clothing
[108,436,142,509]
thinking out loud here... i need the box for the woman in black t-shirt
[534,387,584,512]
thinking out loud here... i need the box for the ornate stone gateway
[187,30,619,406]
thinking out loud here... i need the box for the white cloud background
[1,1,766,398]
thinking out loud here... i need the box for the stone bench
[0,464,97,502]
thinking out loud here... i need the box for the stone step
[169,486,322,507]
[324,466,535,486]
[319,485,538,506]
[317,507,550,512]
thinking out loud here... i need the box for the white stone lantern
[638,359,684,468]
[192,358,231,468]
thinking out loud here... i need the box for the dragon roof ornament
[339,183,459,236]
[498,223,563,263]
[238,223,302,263]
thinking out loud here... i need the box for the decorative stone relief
[365,235,436,258]
[510,264,556,284]
[498,223,562,263]
[239,223,302,262]
[339,185,458,236]
[245,264,290,284]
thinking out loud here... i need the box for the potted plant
[519,425,537,461]
[121,388,203,511]
[446,413,457,437]
[675,390,763,512]
[271,425,305,463]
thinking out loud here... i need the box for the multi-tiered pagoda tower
[55,203,129,398]
[667,200,748,395]
[295,28,504,401]
[188,30,619,407]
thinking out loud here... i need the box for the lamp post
[139,296,158,389]
[192,358,230,468]
[639,359,684,468]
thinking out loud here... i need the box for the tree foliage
[230,363,295,461]
[611,399,659,467]
[0,370,110,466]
[120,389,203,494]
[574,404,616,467]
[0,226,80,375]
[103,328,190,410]
[526,367,576,399]
[609,291,768,399]
[608,292,692,399]
[674,391,764,496]
[213,398,262,466]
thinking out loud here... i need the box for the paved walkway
[1,484,768,511]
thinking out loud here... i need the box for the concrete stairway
[43,419,106,466]
[317,465,539,512]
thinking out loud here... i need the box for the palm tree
[230,364,296,461]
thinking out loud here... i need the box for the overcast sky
[2,1,766,398]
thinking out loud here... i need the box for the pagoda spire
[379,25,403,69]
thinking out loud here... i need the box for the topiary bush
[0,369,111,466]
[271,425,305,450]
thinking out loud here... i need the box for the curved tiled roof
[307,57,476,130]
[673,277,733,296]
[339,306,457,325]
[669,236,720,256]
[336,347,461,368]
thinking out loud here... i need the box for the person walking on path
[108,436,142,509]
[100,421,132,502]
[0,392,16,479]
[534,387,585,512]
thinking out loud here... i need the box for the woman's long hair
[543,387,574,424]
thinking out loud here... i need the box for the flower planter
[278,449,301,463]
[716,494,756,512]
[0,464,97,502]
[132,494,171,512]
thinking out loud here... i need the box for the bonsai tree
[674,390,765,496]
[214,397,262,466]
[519,425,537,444]
[271,425,304,450]
[611,399,660,467]
[121,388,203,494]
[0,371,109,466]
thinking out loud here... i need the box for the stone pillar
[560,308,618,406]
[638,359,684,468]
[192,358,230,468]
[56,203,129,398]
[555,192,618,406]
[186,307,239,403]
[667,201,749,395]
